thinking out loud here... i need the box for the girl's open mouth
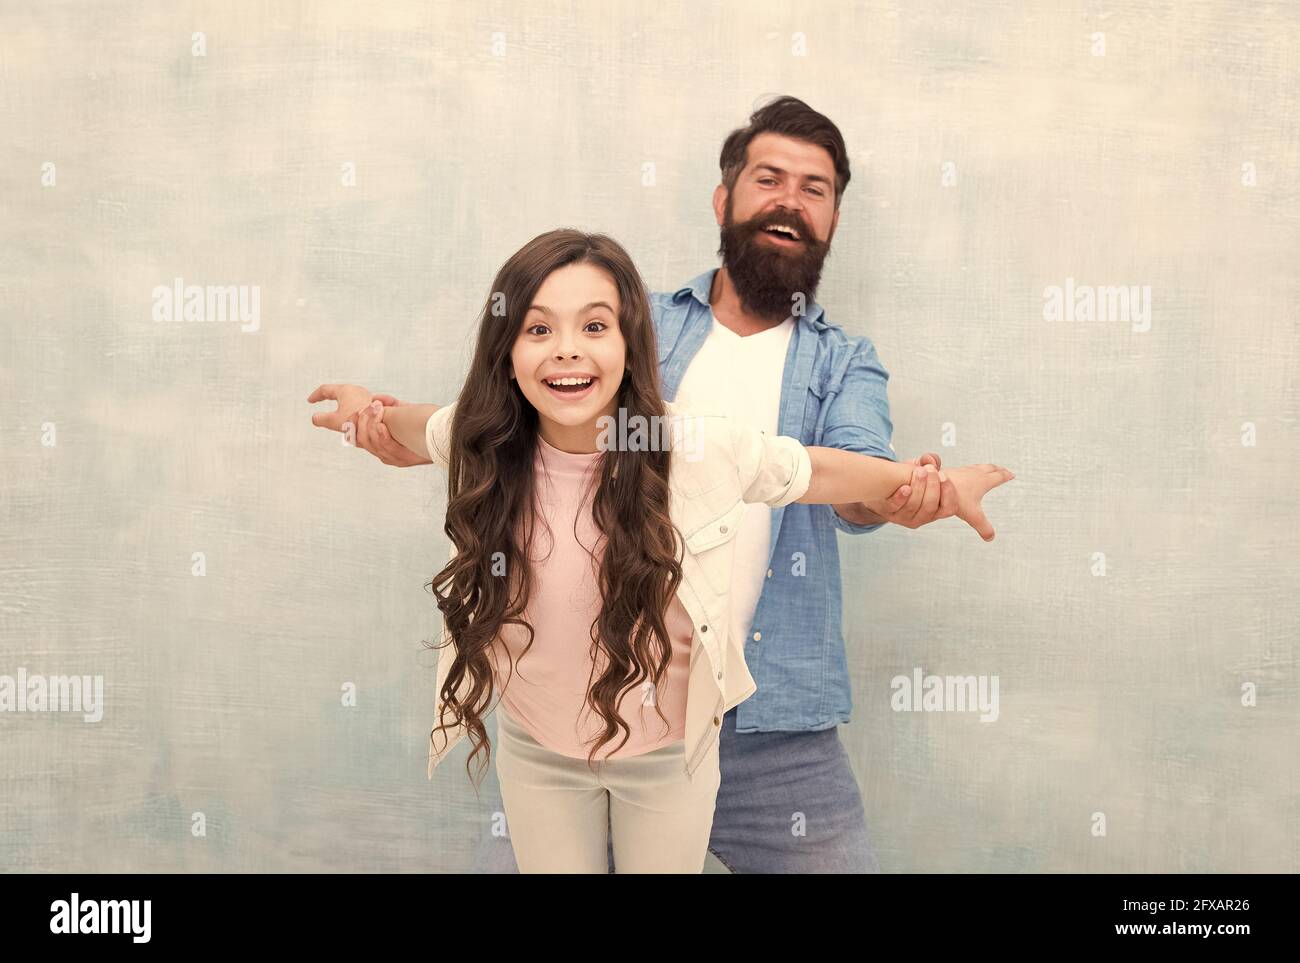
[542,376,598,400]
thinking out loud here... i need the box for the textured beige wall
[1,1,1296,872]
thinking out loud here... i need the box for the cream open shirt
[423,399,814,782]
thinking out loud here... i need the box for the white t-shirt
[674,311,795,648]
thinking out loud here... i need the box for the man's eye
[806,188,824,196]
[759,178,777,186]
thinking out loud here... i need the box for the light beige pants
[493,705,722,873]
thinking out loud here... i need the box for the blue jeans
[469,705,881,873]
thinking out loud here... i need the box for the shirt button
[719,525,728,534]
[713,716,721,726]
[766,568,773,578]
[716,670,723,679]
[700,624,708,633]
[752,631,761,641]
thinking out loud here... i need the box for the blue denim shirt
[651,269,897,733]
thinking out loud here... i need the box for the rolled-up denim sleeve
[730,420,813,508]
[423,401,456,472]
[822,338,897,535]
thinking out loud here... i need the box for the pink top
[489,434,694,760]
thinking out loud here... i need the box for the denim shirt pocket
[801,367,838,445]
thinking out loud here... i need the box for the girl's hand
[943,464,1017,541]
[307,383,377,432]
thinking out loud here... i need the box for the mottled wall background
[1,0,1296,873]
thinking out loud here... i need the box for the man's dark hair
[718,95,852,208]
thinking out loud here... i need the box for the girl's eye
[525,320,607,335]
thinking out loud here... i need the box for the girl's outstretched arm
[799,447,1016,542]
[370,400,440,462]
[308,383,439,466]
[798,447,917,506]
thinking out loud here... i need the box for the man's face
[715,131,840,321]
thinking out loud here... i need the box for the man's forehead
[743,132,835,178]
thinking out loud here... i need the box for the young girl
[311,229,1013,873]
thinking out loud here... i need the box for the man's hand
[838,452,957,529]
[307,384,433,466]
[353,396,433,466]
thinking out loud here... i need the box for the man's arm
[834,500,888,526]
[820,339,956,531]
[817,339,904,534]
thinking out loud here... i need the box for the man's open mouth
[760,223,802,245]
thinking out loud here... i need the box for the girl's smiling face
[509,261,626,453]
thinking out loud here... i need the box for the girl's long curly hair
[425,229,684,790]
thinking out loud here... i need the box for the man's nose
[776,180,806,210]
[772,199,805,228]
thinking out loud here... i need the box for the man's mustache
[732,213,826,254]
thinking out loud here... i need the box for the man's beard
[717,200,831,322]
